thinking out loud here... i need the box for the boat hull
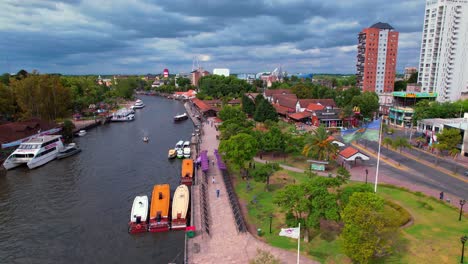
[57,148,81,159]
[128,222,148,234]
[181,159,194,186]
[168,149,176,159]
[27,152,58,169]
[2,159,22,170]
[171,185,190,230]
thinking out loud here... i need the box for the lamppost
[459,199,466,221]
[461,235,467,264]
[365,169,368,184]
[269,214,273,234]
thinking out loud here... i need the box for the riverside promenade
[185,103,317,264]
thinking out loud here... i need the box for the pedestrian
[216,189,220,198]
[212,159,215,167]
[365,169,368,176]
[212,176,215,184]
[439,191,444,200]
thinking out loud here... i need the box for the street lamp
[269,214,273,234]
[460,199,466,221]
[365,169,368,184]
[461,235,467,264]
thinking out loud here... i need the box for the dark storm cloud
[0,0,425,74]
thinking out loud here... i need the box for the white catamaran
[3,135,65,170]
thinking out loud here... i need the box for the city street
[360,139,468,199]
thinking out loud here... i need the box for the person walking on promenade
[212,159,215,167]
[216,189,220,198]
[212,176,215,184]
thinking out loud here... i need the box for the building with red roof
[338,146,369,168]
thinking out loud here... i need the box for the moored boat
[148,184,170,232]
[128,195,149,234]
[57,143,81,159]
[174,113,188,122]
[175,140,183,150]
[77,130,87,137]
[168,149,176,159]
[3,135,64,170]
[183,141,191,158]
[171,185,189,230]
[177,149,184,159]
[111,108,135,122]
[143,136,149,142]
[181,159,194,186]
[132,99,145,109]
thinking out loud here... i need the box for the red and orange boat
[181,159,194,186]
[148,184,170,232]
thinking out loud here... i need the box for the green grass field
[234,169,468,264]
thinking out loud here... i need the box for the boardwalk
[185,103,317,264]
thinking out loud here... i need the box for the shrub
[385,200,412,226]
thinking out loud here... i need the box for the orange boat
[181,159,194,186]
[148,184,170,232]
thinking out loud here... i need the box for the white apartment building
[418,0,468,102]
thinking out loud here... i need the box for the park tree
[259,126,286,153]
[303,177,341,229]
[218,105,246,122]
[351,91,379,119]
[383,137,393,149]
[241,94,256,116]
[342,192,399,263]
[336,86,361,108]
[274,184,307,223]
[0,82,16,119]
[176,77,191,88]
[302,125,338,161]
[219,118,253,140]
[254,99,278,122]
[436,128,461,155]
[219,133,258,172]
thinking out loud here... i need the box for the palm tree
[392,137,411,153]
[302,125,338,161]
[383,137,393,149]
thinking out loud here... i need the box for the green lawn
[234,169,468,264]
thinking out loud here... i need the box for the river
[0,96,193,264]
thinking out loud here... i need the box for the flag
[361,118,381,142]
[341,118,381,143]
[279,227,300,239]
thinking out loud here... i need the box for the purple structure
[200,150,209,172]
[214,149,226,170]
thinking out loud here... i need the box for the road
[360,139,468,199]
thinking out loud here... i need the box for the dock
[183,101,317,264]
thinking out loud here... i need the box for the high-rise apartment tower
[418,0,468,102]
[356,22,399,94]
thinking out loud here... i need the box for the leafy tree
[10,74,71,120]
[302,125,338,161]
[342,192,399,263]
[219,119,253,140]
[254,93,265,106]
[62,119,75,142]
[0,82,16,119]
[113,77,139,99]
[1,73,10,85]
[303,177,341,229]
[16,69,28,80]
[259,126,286,153]
[351,91,379,119]
[436,128,461,155]
[218,105,246,122]
[219,133,258,172]
[338,184,373,210]
[253,99,278,122]
[176,77,191,88]
[407,72,418,83]
[336,86,361,108]
[199,75,254,98]
[241,94,256,116]
[274,184,307,223]
[394,80,407,91]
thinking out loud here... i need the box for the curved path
[186,112,317,264]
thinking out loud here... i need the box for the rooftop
[370,22,394,30]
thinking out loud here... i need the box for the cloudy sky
[0,0,425,75]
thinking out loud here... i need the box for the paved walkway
[186,112,317,263]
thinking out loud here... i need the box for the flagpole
[374,117,383,193]
[297,222,301,264]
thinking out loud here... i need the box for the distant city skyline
[0,0,425,75]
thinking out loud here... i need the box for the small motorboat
[174,113,188,122]
[133,99,145,109]
[181,159,194,186]
[176,149,184,159]
[183,141,191,158]
[143,136,149,142]
[128,195,149,234]
[77,130,87,137]
[168,149,176,159]
[57,143,81,160]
